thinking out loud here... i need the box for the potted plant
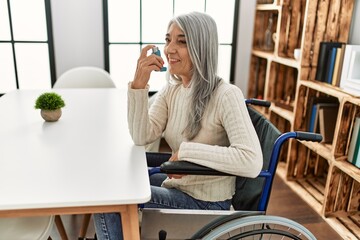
[35,92,65,122]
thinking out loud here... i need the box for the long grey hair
[167,12,222,140]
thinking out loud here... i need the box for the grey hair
[167,12,222,140]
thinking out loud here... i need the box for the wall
[51,0,104,78]
[233,0,256,95]
[349,0,360,44]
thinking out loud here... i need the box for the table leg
[79,214,92,238]
[121,204,140,240]
[55,215,69,240]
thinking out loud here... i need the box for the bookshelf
[248,0,358,238]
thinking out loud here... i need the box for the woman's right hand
[131,45,165,89]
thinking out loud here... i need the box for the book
[348,117,360,164]
[309,103,338,134]
[351,131,360,167]
[307,96,338,132]
[308,104,319,132]
[331,47,342,86]
[318,104,338,143]
[324,47,337,84]
[332,44,346,86]
[316,42,344,82]
[353,142,360,168]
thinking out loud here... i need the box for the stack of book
[307,96,339,143]
[315,42,346,86]
[348,117,360,168]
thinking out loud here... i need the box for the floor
[50,174,342,240]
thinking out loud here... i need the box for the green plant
[34,92,65,110]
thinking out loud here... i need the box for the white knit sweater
[127,80,263,201]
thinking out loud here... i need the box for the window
[0,0,55,95]
[104,0,239,91]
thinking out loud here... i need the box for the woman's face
[164,23,193,82]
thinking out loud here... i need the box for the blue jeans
[93,173,231,240]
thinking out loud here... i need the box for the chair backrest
[231,106,281,211]
[53,66,116,88]
[0,216,54,240]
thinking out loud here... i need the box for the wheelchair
[141,99,322,240]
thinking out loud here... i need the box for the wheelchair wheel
[191,215,317,240]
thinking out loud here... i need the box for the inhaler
[152,46,167,72]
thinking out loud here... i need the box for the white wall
[349,0,360,44]
[233,0,256,96]
[51,0,104,79]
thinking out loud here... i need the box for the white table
[0,89,151,239]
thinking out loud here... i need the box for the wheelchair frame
[143,99,322,240]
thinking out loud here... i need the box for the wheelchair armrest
[245,98,271,107]
[295,131,322,142]
[160,161,232,176]
[146,152,172,167]
[160,161,271,178]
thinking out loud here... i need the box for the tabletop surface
[0,89,151,211]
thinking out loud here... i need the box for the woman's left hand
[168,151,187,179]
[169,151,179,161]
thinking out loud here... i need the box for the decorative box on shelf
[339,45,360,97]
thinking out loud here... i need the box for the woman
[94,11,262,239]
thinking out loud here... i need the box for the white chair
[54,66,116,88]
[54,66,116,239]
[0,216,54,240]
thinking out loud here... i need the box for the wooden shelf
[324,216,359,240]
[301,141,335,163]
[277,163,323,212]
[344,95,360,107]
[299,80,351,100]
[277,164,360,240]
[252,49,273,59]
[270,105,293,122]
[256,4,280,11]
[252,50,300,69]
[249,0,358,238]
[273,56,300,69]
[334,160,360,183]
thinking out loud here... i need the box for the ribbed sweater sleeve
[127,83,168,145]
[178,85,263,178]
